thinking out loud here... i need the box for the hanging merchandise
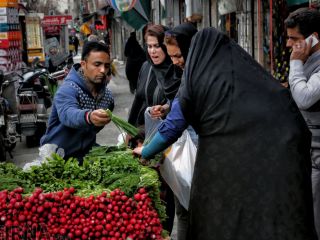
[109,0,137,12]
[270,0,290,84]
[0,0,23,72]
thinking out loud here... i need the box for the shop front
[42,15,72,52]
[41,15,72,67]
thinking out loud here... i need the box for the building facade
[80,0,320,82]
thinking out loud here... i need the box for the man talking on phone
[285,7,320,238]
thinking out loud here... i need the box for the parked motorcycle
[0,70,19,161]
[16,59,55,148]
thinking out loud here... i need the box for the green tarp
[121,0,150,30]
[287,0,309,6]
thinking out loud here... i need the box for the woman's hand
[150,104,170,119]
[133,146,143,156]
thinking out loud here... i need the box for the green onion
[105,109,139,137]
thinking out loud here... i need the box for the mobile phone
[305,34,319,47]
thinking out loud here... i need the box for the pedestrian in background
[72,34,80,55]
[285,7,320,238]
[124,31,146,94]
[134,27,317,240]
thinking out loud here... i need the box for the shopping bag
[144,107,162,143]
[159,130,197,210]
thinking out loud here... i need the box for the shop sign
[27,48,45,62]
[42,15,72,25]
[43,25,62,35]
[26,16,42,49]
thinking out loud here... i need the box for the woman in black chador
[124,31,146,94]
[134,27,317,239]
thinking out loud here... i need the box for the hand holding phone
[305,34,319,48]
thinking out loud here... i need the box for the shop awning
[287,0,309,6]
[120,0,150,30]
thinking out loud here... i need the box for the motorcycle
[16,56,71,148]
[16,58,55,148]
[0,70,20,161]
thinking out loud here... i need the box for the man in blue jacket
[41,41,114,161]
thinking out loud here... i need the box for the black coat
[124,35,146,91]
[128,61,167,126]
[178,28,317,240]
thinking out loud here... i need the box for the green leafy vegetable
[105,109,139,137]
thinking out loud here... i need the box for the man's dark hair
[81,41,110,61]
[285,7,320,38]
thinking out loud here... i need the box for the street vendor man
[40,41,114,161]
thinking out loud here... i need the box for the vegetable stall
[0,145,167,240]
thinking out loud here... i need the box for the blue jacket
[40,64,114,159]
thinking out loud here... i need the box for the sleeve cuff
[142,132,170,159]
[85,111,93,125]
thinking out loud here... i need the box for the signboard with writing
[42,15,72,25]
[26,16,42,49]
[43,25,62,35]
[27,48,45,62]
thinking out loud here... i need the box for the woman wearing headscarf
[134,28,317,239]
[127,24,176,234]
[128,25,172,127]
[150,22,197,117]
[149,22,197,240]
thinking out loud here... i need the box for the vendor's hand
[290,39,311,62]
[150,104,169,119]
[90,109,111,127]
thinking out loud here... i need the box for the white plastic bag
[159,130,197,210]
[23,144,65,171]
[144,107,162,143]
[116,132,127,146]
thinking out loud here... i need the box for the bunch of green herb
[105,109,139,137]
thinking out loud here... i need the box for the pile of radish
[0,187,163,240]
